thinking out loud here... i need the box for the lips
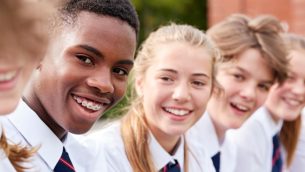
[283,96,303,108]
[164,107,192,116]
[229,102,253,117]
[0,69,19,91]
[0,70,17,82]
[71,94,111,112]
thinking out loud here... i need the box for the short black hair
[60,0,139,36]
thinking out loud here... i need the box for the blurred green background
[102,0,208,119]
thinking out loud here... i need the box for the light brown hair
[121,23,221,172]
[280,33,305,167]
[207,14,289,84]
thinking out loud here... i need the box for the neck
[23,83,67,140]
[150,127,181,155]
[212,119,226,144]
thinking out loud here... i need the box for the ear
[135,77,144,96]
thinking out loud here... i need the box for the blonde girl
[0,0,52,171]
[89,23,220,172]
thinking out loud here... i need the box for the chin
[0,100,19,115]
[228,121,243,130]
[69,125,93,135]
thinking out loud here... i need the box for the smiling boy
[1,0,139,171]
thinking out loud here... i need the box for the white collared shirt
[187,112,236,172]
[289,109,305,172]
[87,121,215,172]
[226,106,283,172]
[187,112,220,158]
[0,100,97,172]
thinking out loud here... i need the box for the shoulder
[80,121,132,172]
[187,140,216,172]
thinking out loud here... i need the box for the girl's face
[136,42,213,148]
[0,30,41,115]
[266,50,305,121]
[208,48,274,134]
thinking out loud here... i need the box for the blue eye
[76,55,93,65]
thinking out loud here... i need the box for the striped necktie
[212,151,221,172]
[272,134,283,172]
[54,147,75,172]
[161,159,180,172]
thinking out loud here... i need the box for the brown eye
[113,67,128,76]
[76,54,93,65]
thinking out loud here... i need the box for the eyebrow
[78,44,134,66]
[160,69,210,78]
[79,44,103,57]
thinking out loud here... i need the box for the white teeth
[165,108,189,116]
[73,95,102,111]
[233,103,249,111]
[285,98,301,106]
[0,70,17,82]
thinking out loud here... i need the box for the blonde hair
[207,14,288,84]
[0,0,54,171]
[279,33,305,167]
[121,23,221,172]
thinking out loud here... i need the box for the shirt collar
[8,100,63,169]
[188,112,220,157]
[255,107,283,137]
[148,132,184,171]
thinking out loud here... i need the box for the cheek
[255,91,269,108]
[113,80,128,100]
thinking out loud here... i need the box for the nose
[87,69,114,94]
[291,79,305,95]
[239,84,256,102]
[172,82,191,102]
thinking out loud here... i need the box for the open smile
[0,69,19,91]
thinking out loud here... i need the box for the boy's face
[33,12,136,134]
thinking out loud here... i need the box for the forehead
[58,12,137,60]
[289,50,305,76]
[149,42,212,74]
[220,48,274,80]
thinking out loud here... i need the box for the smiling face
[0,4,47,115]
[29,12,136,135]
[208,48,274,136]
[136,42,213,144]
[266,50,305,121]
[0,39,41,115]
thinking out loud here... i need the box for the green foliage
[133,0,208,43]
[102,0,208,119]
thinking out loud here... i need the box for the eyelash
[76,54,93,65]
[258,84,270,91]
[113,68,129,76]
[233,73,244,81]
[192,80,206,87]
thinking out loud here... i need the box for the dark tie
[161,159,181,172]
[54,147,75,172]
[212,151,221,172]
[272,134,283,172]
